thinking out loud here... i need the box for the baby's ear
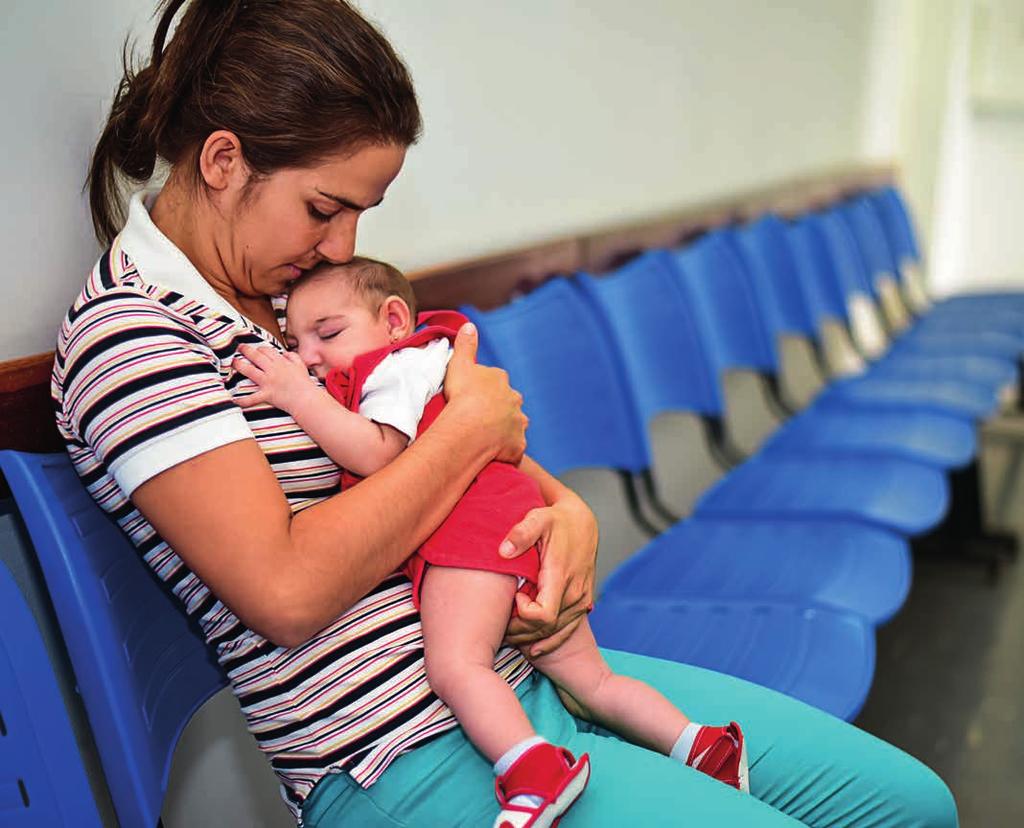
[382,295,412,340]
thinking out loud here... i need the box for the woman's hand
[502,494,598,657]
[443,323,528,464]
[234,344,318,413]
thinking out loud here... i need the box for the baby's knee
[423,647,491,703]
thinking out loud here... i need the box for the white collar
[118,189,251,326]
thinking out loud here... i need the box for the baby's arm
[233,345,408,477]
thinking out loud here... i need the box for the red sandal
[493,742,591,828]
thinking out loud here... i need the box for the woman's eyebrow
[315,189,385,211]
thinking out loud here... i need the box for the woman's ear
[382,296,412,341]
[198,130,248,192]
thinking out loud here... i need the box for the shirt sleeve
[358,338,452,442]
[58,290,254,496]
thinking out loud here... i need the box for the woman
[55,0,958,825]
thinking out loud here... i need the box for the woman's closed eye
[307,203,338,223]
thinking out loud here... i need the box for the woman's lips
[288,264,302,280]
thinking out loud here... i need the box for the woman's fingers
[499,508,546,558]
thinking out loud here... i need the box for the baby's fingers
[238,343,280,369]
[236,390,269,409]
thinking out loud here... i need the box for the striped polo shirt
[52,191,533,820]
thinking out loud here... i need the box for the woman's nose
[316,213,359,264]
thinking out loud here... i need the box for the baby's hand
[233,343,316,412]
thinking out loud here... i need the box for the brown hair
[88,0,422,244]
[295,256,418,320]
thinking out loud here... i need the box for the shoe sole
[738,737,750,794]
[546,759,590,828]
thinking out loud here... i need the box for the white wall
[863,0,1024,295]
[0,0,875,361]
[0,2,154,361]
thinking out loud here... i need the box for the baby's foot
[685,722,749,793]
[493,742,590,827]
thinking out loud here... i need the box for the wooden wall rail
[0,162,896,464]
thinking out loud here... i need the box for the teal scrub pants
[302,649,957,827]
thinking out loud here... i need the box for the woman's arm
[132,324,526,648]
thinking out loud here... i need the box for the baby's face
[286,278,393,379]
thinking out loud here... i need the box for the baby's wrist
[285,380,327,419]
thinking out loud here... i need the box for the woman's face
[224,143,407,298]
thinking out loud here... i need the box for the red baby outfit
[326,310,542,608]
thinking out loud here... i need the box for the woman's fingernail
[499,540,515,557]
[460,322,477,336]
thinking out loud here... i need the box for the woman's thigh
[601,649,958,828]
[303,672,798,827]
[303,655,958,828]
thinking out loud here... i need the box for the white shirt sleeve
[358,338,453,442]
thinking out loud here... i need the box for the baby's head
[286,256,417,379]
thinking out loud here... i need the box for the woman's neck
[149,178,280,338]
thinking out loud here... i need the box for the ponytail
[87,0,420,245]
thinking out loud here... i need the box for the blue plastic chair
[0,560,102,827]
[575,249,949,536]
[784,217,1004,421]
[688,229,976,469]
[870,186,1024,317]
[464,279,880,719]
[0,450,227,828]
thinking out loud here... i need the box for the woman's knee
[901,761,958,828]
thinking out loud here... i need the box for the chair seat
[869,351,1017,391]
[600,517,910,624]
[820,375,998,420]
[764,406,976,469]
[590,596,875,721]
[901,318,1024,355]
[695,454,949,536]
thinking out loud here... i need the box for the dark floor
[855,546,1024,827]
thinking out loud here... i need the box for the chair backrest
[783,217,852,326]
[574,250,724,424]
[462,277,651,476]
[838,198,900,298]
[0,560,102,827]
[731,215,818,339]
[0,450,227,828]
[870,185,922,264]
[812,208,892,359]
[671,231,780,374]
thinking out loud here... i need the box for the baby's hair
[295,256,418,319]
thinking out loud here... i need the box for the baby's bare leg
[419,566,536,763]
[530,618,689,755]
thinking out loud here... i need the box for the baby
[235,257,749,826]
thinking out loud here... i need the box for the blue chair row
[460,186,1019,724]
[462,275,922,721]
